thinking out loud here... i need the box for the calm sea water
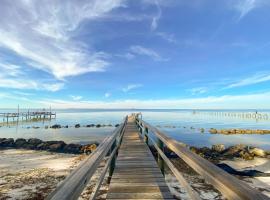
[0,109,270,150]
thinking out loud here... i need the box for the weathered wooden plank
[110,178,166,183]
[109,185,171,193]
[107,192,174,199]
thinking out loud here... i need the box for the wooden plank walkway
[107,118,175,199]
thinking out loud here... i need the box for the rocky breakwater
[0,138,98,154]
[209,128,270,135]
[190,144,270,162]
[50,123,120,129]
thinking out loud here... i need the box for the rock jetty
[190,144,270,161]
[0,138,98,154]
[209,128,270,135]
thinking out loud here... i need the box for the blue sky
[0,0,270,109]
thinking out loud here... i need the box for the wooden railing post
[144,127,149,145]
[108,139,117,183]
[157,138,165,175]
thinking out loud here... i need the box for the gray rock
[64,143,82,154]
[28,138,42,146]
[249,147,266,157]
[51,124,61,129]
[212,144,225,153]
[15,138,27,147]
[36,142,49,150]
[0,138,15,147]
[49,142,66,152]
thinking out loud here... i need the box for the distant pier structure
[192,110,269,121]
[0,106,56,124]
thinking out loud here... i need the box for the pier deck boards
[107,118,174,200]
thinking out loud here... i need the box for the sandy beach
[221,158,270,197]
[0,149,112,200]
[0,149,86,199]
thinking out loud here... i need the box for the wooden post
[144,127,149,146]
[157,138,165,175]
[108,140,117,184]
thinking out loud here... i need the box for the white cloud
[122,84,143,92]
[233,0,270,20]
[235,0,257,19]
[225,72,270,89]
[70,95,83,101]
[0,61,64,91]
[0,0,125,80]
[151,0,162,31]
[0,77,64,92]
[38,92,270,109]
[130,45,166,61]
[188,87,208,95]
[156,32,177,43]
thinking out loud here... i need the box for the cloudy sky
[0,0,270,109]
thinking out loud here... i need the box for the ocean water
[0,109,270,150]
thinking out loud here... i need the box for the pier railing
[135,115,269,200]
[46,116,128,200]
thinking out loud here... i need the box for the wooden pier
[0,109,56,124]
[107,118,174,199]
[47,114,270,200]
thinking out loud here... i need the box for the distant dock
[192,110,269,121]
[0,109,56,124]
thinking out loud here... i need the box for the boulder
[64,143,82,154]
[209,128,218,134]
[239,150,254,160]
[51,124,61,129]
[212,144,225,153]
[249,147,266,157]
[115,124,120,127]
[223,144,246,157]
[36,142,50,150]
[28,138,42,146]
[49,142,66,152]
[0,138,14,147]
[15,138,27,147]
[81,144,97,154]
[86,124,95,128]
[96,124,101,128]
[75,124,80,128]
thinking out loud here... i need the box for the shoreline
[0,138,98,154]
[0,142,269,199]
